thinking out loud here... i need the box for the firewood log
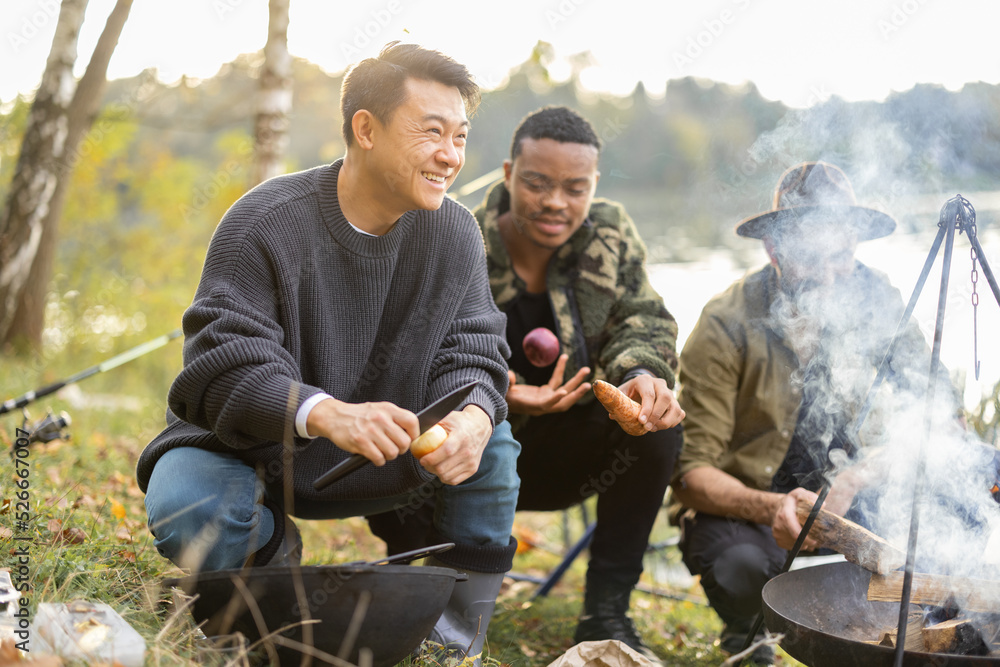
[795,498,905,574]
[868,571,1000,613]
[922,617,990,655]
[878,610,926,651]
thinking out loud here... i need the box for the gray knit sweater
[137,159,510,501]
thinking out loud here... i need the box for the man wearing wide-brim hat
[667,162,955,664]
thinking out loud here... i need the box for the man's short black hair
[510,106,602,160]
[340,41,481,147]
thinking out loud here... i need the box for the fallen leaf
[1,499,9,515]
[47,519,62,533]
[116,550,136,563]
[74,495,98,510]
[519,643,537,658]
[44,496,69,510]
[52,527,87,545]
[110,471,131,488]
[513,524,543,551]
[0,637,21,663]
[36,438,66,456]
[110,499,126,521]
[115,526,133,543]
[0,526,11,539]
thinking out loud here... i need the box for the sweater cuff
[622,366,656,383]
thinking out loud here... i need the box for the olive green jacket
[473,182,678,427]
[672,261,948,505]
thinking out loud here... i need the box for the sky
[3,0,1000,107]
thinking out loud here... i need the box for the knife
[312,381,478,491]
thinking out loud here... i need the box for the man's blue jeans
[144,421,519,572]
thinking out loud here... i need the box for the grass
[0,350,804,666]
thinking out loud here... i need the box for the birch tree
[0,0,88,348]
[0,0,133,350]
[7,0,134,349]
[252,0,292,186]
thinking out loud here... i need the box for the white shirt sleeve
[296,392,334,438]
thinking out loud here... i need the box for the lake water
[647,226,1000,413]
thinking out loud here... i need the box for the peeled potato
[411,424,449,458]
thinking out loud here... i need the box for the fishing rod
[1,328,182,417]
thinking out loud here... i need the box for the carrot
[411,424,449,458]
[592,380,647,436]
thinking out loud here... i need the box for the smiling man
[369,106,684,662]
[137,42,518,665]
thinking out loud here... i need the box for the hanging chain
[949,194,982,382]
[970,225,981,380]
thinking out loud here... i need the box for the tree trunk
[0,0,88,349]
[252,0,292,187]
[6,0,134,350]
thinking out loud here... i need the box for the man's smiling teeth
[422,172,445,183]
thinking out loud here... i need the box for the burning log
[795,498,906,574]
[867,571,1000,613]
[922,617,991,655]
[876,609,926,651]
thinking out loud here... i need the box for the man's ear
[351,110,377,151]
[502,159,513,186]
[763,236,781,268]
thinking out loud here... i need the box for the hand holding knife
[312,381,477,491]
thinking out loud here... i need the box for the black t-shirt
[770,363,852,494]
[505,290,559,387]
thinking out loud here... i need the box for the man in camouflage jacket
[369,106,684,662]
[478,175,680,426]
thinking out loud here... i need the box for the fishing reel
[17,407,72,448]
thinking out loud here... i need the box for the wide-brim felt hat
[735,161,897,241]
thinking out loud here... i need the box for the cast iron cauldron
[762,561,1000,666]
[164,545,464,667]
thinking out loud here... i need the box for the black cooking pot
[164,544,464,667]
[762,561,1000,666]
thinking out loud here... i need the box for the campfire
[867,570,1000,657]
[763,495,1000,665]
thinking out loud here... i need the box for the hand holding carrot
[593,375,684,435]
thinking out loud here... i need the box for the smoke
[759,207,999,609]
[743,94,1000,604]
[747,99,941,232]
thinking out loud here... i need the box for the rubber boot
[573,579,664,665]
[422,556,504,666]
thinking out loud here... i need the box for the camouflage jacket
[474,181,678,401]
